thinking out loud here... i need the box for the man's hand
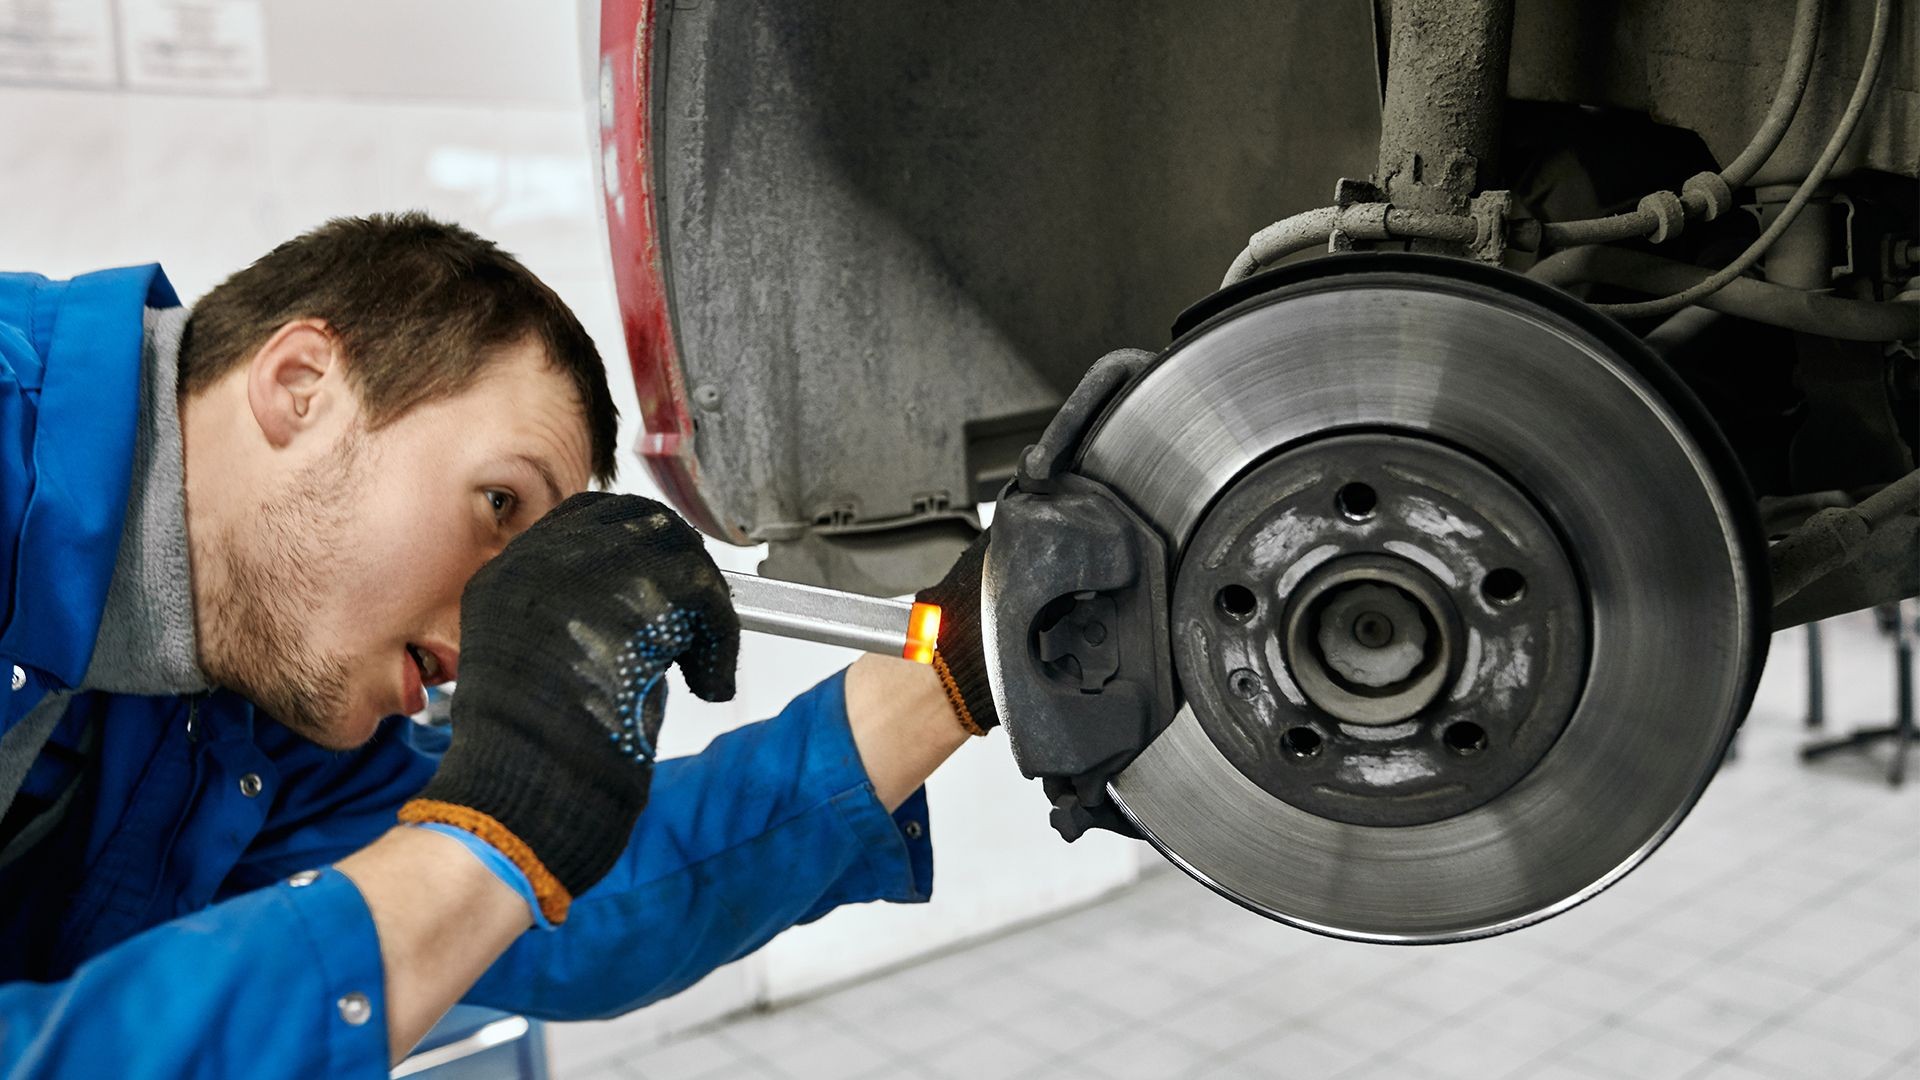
[915,530,997,736]
[400,492,739,924]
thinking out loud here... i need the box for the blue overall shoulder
[0,264,179,689]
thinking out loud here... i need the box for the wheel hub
[1173,433,1587,827]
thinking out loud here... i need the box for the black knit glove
[916,530,997,736]
[400,492,738,923]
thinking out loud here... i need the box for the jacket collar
[82,305,209,696]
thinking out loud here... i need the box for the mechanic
[0,212,999,1075]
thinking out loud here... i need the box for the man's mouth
[406,644,443,683]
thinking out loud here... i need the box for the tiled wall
[0,1,1145,1059]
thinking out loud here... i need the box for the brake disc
[1078,255,1768,943]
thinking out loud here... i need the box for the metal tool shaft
[721,570,911,656]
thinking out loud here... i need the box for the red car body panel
[597,0,744,542]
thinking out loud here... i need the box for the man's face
[204,338,593,749]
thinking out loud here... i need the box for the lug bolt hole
[1281,726,1323,759]
[1482,568,1526,606]
[1229,668,1261,699]
[1443,721,1488,755]
[1216,584,1258,621]
[1336,482,1378,522]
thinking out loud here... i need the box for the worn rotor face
[1079,257,1765,943]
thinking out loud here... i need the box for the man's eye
[485,490,517,521]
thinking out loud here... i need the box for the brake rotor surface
[1079,255,1767,943]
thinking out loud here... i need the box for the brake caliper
[983,351,1180,841]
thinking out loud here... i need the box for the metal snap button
[336,992,372,1026]
[9,665,23,692]
[238,773,264,798]
[288,870,321,888]
[903,821,924,840]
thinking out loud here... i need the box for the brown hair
[179,212,619,483]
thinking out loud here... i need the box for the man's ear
[246,319,342,449]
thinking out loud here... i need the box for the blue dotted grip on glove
[607,610,704,764]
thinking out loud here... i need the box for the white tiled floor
[566,609,1920,1079]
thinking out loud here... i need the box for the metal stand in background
[1801,603,1917,788]
[1806,620,1824,729]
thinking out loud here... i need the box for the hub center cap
[1290,556,1455,723]
[1326,585,1423,679]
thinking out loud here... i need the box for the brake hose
[1223,0,1853,293]
[1594,0,1894,320]
[1540,0,1826,249]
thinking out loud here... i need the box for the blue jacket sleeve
[463,669,935,1020]
[0,868,388,1079]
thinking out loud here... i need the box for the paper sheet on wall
[0,0,117,87]
[119,0,268,93]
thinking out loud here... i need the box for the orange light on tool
[904,602,942,665]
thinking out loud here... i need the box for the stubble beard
[201,430,369,749]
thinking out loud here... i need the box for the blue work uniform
[0,267,933,1078]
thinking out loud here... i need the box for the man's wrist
[845,655,971,811]
[408,823,556,931]
[397,793,577,925]
[335,827,534,1061]
[336,828,532,933]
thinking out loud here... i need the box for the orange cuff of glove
[932,653,987,737]
[397,798,574,925]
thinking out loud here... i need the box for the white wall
[0,0,1146,1059]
